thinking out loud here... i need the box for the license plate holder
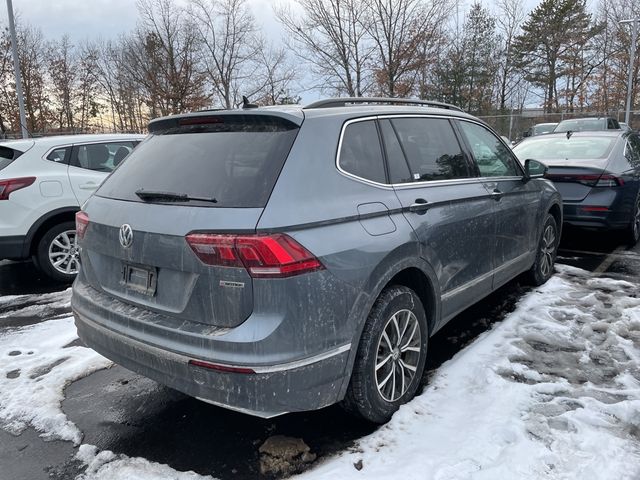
[121,263,157,296]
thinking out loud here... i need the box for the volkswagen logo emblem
[119,224,133,248]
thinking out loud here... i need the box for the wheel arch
[23,207,79,258]
[337,256,441,401]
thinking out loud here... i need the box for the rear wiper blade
[135,189,217,204]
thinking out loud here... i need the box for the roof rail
[304,97,464,112]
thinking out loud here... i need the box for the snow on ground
[0,288,72,320]
[303,265,640,480]
[0,315,112,444]
[74,445,215,480]
[1,265,639,479]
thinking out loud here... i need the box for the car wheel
[527,213,558,286]
[342,285,428,424]
[627,190,640,246]
[35,221,80,283]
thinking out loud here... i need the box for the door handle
[491,189,503,201]
[79,183,98,190]
[409,198,430,214]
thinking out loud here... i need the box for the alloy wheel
[375,309,422,402]
[48,229,80,275]
[540,223,556,278]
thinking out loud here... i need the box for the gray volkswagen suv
[72,98,562,423]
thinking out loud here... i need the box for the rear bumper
[563,203,630,230]
[0,235,28,260]
[72,282,351,417]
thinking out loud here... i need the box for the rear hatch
[81,112,301,328]
[513,134,618,202]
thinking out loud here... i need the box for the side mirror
[522,130,531,138]
[524,159,548,181]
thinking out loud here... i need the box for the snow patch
[75,444,216,480]
[0,316,112,444]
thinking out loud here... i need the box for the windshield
[97,116,299,208]
[513,136,616,161]
[553,119,605,133]
[533,124,556,135]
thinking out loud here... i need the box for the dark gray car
[71,98,562,423]
[513,130,640,244]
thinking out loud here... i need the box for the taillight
[76,211,89,240]
[593,175,624,187]
[186,233,324,278]
[545,173,624,187]
[0,176,36,200]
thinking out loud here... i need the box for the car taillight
[186,233,324,278]
[545,173,624,187]
[0,176,36,200]
[76,211,89,239]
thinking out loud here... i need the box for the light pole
[620,18,639,126]
[5,0,28,138]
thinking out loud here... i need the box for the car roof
[517,130,626,142]
[0,133,145,150]
[149,98,478,131]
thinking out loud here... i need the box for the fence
[478,110,639,141]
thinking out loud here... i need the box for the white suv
[0,134,145,282]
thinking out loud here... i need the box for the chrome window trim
[336,113,482,190]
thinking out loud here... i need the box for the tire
[527,213,558,286]
[342,285,429,424]
[627,190,640,246]
[35,221,80,283]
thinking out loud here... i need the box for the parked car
[0,134,145,281]
[553,117,621,133]
[513,130,640,244]
[620,122,632,132]
[72,98,562,424]
[523,122,558,138]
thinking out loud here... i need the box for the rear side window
[46,147,69,164]
[0,146,22,171]
[71,142,137,173]
[339,120,386,184]
[98,116,299,208]
[389,117,470,181]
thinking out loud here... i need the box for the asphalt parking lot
[1,226,639,480]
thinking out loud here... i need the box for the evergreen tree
[513,0,598,113]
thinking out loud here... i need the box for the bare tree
[47,35,77,130]
[276,0,373,96]
[189,0,262,108]
[494,0,526,111]
[252,44,299,105]
[124,0,208,117]
[366,0,452,97]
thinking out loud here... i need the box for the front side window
[71,142,137,172]
[389,117,470,181]
[339,120,386,184]
[458,121,521,177]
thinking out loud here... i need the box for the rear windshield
[554,119,605,133]
[0,146,23,171]
[97,116,299,208]
[513,136,616,161]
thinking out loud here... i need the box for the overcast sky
[1,0,547,44]
[1,0,285,43]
